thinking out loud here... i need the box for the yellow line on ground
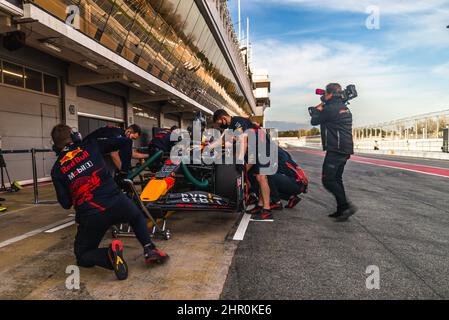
[0,204,57,218]
[0,206,33,217]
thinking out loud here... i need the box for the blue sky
[229,0,449,127]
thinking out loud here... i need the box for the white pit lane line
[233,213,251,241]
[0,217,75,249]
[44,221,76,233]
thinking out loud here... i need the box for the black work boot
[328,211,342,218]
[336,204,358,222]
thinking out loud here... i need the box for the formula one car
[112,120,248,240]
[139,155,245,213]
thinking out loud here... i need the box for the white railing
[276,137,321,149]
[355,138,444,152]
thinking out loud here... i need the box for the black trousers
[74,195,152,270]
[322,151,351,211]
[251,173,305,203]
[268,174,304,203]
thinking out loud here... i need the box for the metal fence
[0,148,55,204]
[354,109,449,140]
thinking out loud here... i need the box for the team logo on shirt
[60,149,91,174]
[67,161,94,181]
[70,169,105,211]
[60,147,83,165]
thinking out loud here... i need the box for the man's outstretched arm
[132,150,149,160]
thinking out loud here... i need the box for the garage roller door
[133,106,159,148]
[0,85,60,182]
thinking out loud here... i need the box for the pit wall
[276,137,449,161]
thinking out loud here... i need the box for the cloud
[432,61,449,76]
[372,5,449,51]
[242,0,449,48]
[240,0,449,126]
[253,39,449,127]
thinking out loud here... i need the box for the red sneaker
[285,196,302,209]
[108,240,128,281]
[144,245,169,265]
[270,202,283,211]
[247,205,262,215]
[250,209,274,222]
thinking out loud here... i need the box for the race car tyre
[215,164,242,206]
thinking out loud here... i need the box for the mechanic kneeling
[51,124,168,281]
[269,148,309,210]
[249,148,308,210]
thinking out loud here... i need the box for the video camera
[315,84,358,103]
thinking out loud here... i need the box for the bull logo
[60,148,83,165]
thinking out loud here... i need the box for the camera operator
[309,83,357,222]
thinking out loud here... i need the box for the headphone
[52,128,83,155]
[71,128,82,144]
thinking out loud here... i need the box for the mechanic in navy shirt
[148,126,178,156]
[84,124,148,173]
[268,147,309,210]
[247,147,308,211]
[51,124,168,281]
[213,109,274,222]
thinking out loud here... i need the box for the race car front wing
[144,191,237,212]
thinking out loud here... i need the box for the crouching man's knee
[75,256,95,269]
[74,247,95,268]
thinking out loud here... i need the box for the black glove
[308,106,318,117]
[115,171,129,189]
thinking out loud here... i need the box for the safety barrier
[0,148,55,204]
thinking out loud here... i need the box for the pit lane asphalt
[221,148,449,300]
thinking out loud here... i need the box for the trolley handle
[122,179,163,233]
